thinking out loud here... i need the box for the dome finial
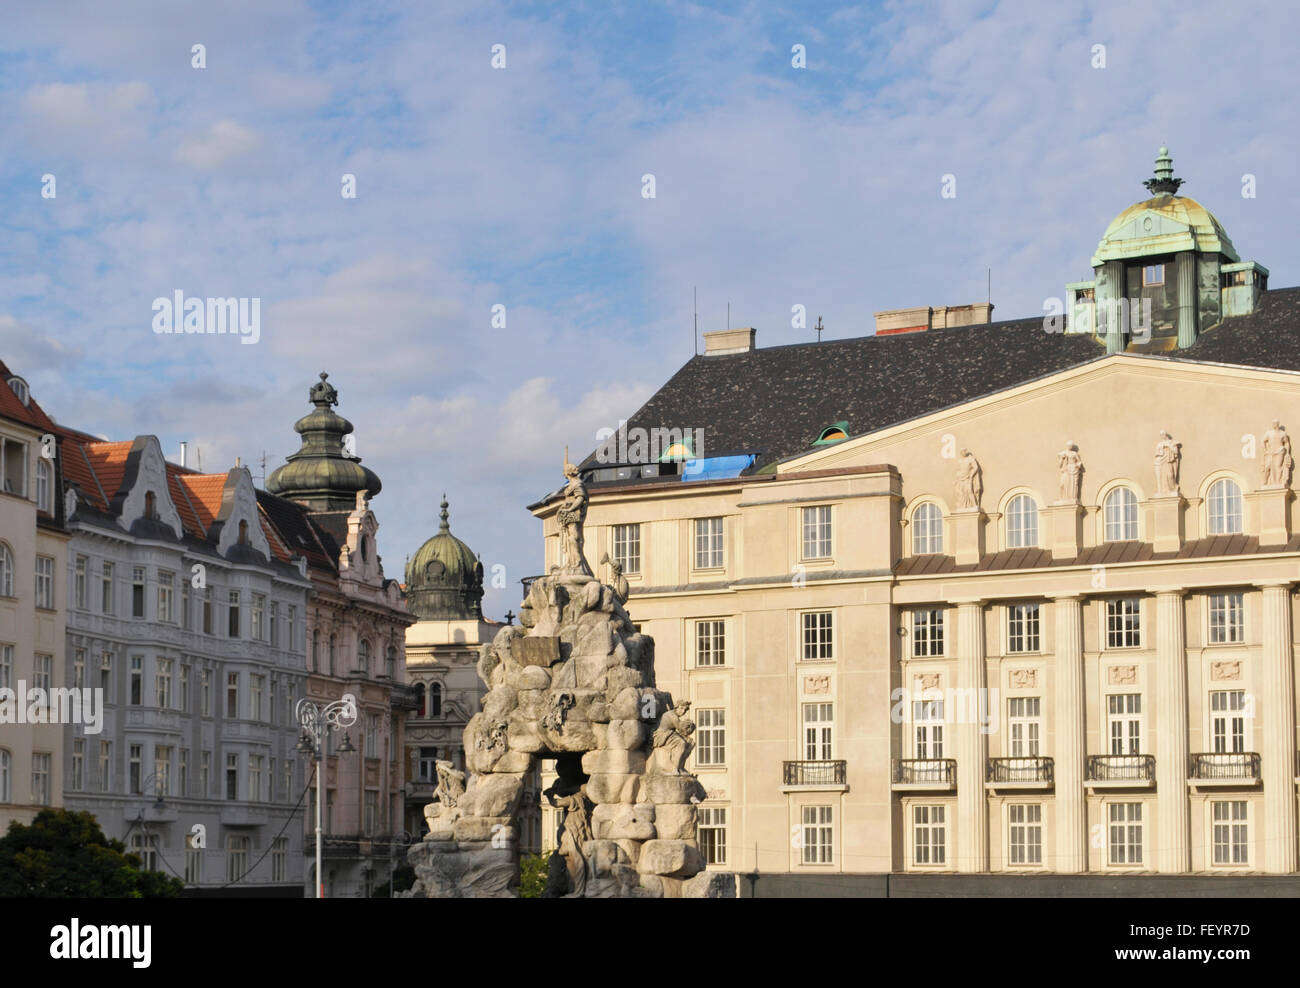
[1143,145,1183,196]
[439,494,450,532]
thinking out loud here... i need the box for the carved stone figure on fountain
[651,699,696,775]
[556,449,593,578]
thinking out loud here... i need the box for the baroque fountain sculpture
[407,451,708,897]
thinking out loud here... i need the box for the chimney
[874,302,993,336]
[179,441,188,468]
[702,327,757,355]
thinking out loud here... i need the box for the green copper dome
[406,497,484,621]
[266,372,382,511]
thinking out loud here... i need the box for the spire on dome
[1143,145,1184,196]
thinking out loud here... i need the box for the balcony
[986,757,1054,790]
[1188,752,1260,787]
[782,760,848,792]
[891,758,957,792]
[1086,754,1155,789]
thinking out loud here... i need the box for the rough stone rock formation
[407,570,708,898]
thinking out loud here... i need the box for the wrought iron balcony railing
[782,760,847,786]
[892,758,957,785]
[987,756,1054,784]
[1087,754,1155,782]
[1188,752,1260,781]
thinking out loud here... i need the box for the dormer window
[6,377,28,406]
[1142,264,1165,286]
[238,519,249,545]
[144,491,157,520]
[814,422,850,446]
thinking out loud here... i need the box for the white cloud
[175,119,260,169]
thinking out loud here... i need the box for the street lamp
[295,693,358,898]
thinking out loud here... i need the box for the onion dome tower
[266,372,382,511]
[405,496,484,620]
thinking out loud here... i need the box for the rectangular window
[366,713,380,758]
[227,836,249,883]
[129,744,143,794]
[157,570,174,623]
[419,747,438,781]
[227,672,239,719]
[185,834,202,884]
[800,806,833,864]
[130,833,156,872]
[913,805,946,865]
[1211,691,1247,753]
[179,749,189,797]
[0,436,26,496]
[202,588,213,635]
[252,594,265,640]
[73,649,85,689]
[1209,592,1245,644]
[182,580,191,630]
[1106,598,1141,648]
[801,505,832,560]
[912,609,945,657]
[74,556,88,609]
[1008,804,1043,865]
[0,644,10,691]
[1007,697,1042,757]
[132,567,146,618]
[1108,694,1142,755]
[228,591,241,638]
[226,753,239,800]
[249,755,264,802]
[801,611,833,661]
[155,745,172,796]
[156,658,173,708]
[612,524,641,575]
[913,695,944,759]
[35,555,54,609]
[270,602,278,649]
[287,606,296,652]
[201,668,211,716]
[129,655,143,705]
[283,761,293,801]
[180,664,191,712]
[250,675,264,722]
[71,739,85,790]
[803,702,834,760]
[1212,800,1249,865]
[1007,603,1041,653]
[695,620,726,666]
[201,752,210,796]
[364,791,379,835]
[694,517,724,569]
[101,562,114,614]
[271,838,287,883]
[1142,263,1165,286]
[33,653,52,697]
[696,708,726,766]
[100,652,112,702]
[698,807,727,865]
[99,741,111,793]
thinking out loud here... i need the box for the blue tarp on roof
[683,454,756,481]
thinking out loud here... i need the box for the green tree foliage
[518,850,552,898]
[0,809,185,898]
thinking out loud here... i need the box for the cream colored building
[530,151,1300,881]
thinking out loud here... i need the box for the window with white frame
[0,749,12,803]
[1008,804,1043,865]
[1007,697,1042,757]
[803,702,833,760]
[800,806,833,864]
[911,502,943,555]
[1005,495,1039,548]
[227,590,241,638]
[248,754,264,802]
[74,556,87,609]
[802,505,832,560]
[913,805,946,865]
[132,567,146,618]
[272,837,287,882]
[71,739,84,790]
[227,835,250,882]
[1107,694,1142,755]
[696,708,726,766]
[0,543,13,597]
[33,653,52,696]
[912,608,945,657]
[364,791,379,835]
[155,745,172,796]
[694,517,724,569]
[802,611,833,661]
[35,555,54,609]
[98,741,111,793]
[129,744,143,794]
[418,747,438,781]
[1108,802,1143,865]
[695,620,725,666]
[1212,800,1249,865]
[36,459,52,513]
[1211,691,1246,753]
[130,833,157,872]
[612,524,641,575]
[250,675,265,721]
[1103,487,1139,542]
[73,649,85,689]
[913,695,944,759]
[1007,603,1040,653]
[252,594,265,641]
[101,561,113,614]
[1207,478,1243,535]
[186,833,203,884]
[1208,592,1245,644]
[1106,598,1141,648]
[0,643,10,691]
[698,807,727,865]
[366,712,380,758]
[156,658,173,708]
[157,570,174,623]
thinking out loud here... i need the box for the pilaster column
[955,600,988,872]
[1176,251,1197,349]
[1155,589,1190,872]
[1053,594,1087,872]
[1259,582,1297,873]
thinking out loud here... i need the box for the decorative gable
[212,468,273,560]
[115,436,184,540]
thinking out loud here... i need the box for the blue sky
[2,0,1298,616]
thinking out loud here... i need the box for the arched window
[7,376,28,405]
[311,629,320,672]
[358,639,370,675]
[386,645,396,679]
[238,519,249,545]
[1207,478,1243,535]
[1005,495,1039,548]
[430,683,443,717]
[1103,487,1138,542]
[0,749,10,803]
[144,491,156,520]
[36,460,52,513]
[0,542,13,597]
[911,502,943,555]
[328,635,337,676]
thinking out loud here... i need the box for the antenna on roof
[987,268,991,306]
[727,302,731,330]
[694,286,698,356]
[257,450,268,486]
[814,316,825,343]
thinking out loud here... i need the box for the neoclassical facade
[531,151,1300,882]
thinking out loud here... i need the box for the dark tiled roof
[1178,286,1300,369]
